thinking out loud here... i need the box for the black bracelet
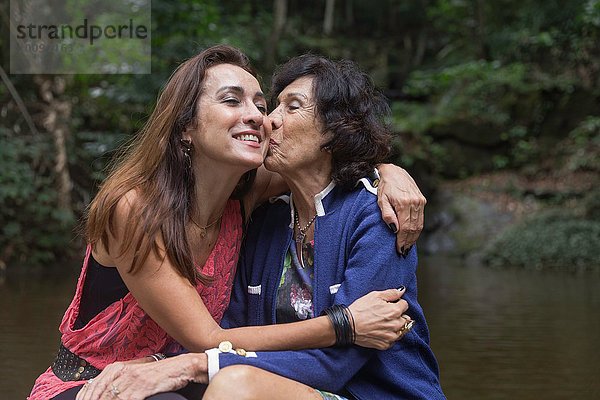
[321,304,355,346]
[345,306,356,344]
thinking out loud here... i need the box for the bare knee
[203,365,259,400]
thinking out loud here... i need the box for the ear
[320,130,334,152]
[181,126,192,142]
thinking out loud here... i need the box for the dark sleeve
[220,230,250,329]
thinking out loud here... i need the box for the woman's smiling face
[184,63,270,171]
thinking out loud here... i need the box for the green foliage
[562,116,600,173]
[483,209,600,270]
[391,61,558,176]
[391,55,596,177]
[0,128,77,265]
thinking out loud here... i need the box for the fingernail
[402,246,411,257]
[397,285,405,291]
[400,246,408,258]
[388,223,398,233]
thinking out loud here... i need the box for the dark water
[1,257,599,399]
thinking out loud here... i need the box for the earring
[180,138,192,169]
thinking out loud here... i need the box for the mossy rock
[421,190,514,256]
[483,210,600,271]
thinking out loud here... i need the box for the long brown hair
[85,45,257,285]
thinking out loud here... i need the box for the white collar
[269,171,379,228]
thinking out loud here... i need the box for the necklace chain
[294,210,317,244]
[191,214,222,238]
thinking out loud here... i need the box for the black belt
[51,344,101,382]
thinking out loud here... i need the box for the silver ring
[111,384,121,397]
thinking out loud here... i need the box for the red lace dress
[28,200,242,400]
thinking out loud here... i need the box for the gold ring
[399,319,415,335]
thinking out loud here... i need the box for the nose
[242,105,264,127]
[268,108,283,130]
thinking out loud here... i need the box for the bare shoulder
[114,188,142,218]
[93,188,144,265]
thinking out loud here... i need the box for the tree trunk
[0,65,39,136]
[323,0,336,35]
[35,75,74,217]
[345,0,353,28]
[413,29,427,68]
[474,0,491,60]
[265,0,288,73]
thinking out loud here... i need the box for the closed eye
[287,99,302,110]
[256,104,268,114]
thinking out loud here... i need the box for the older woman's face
[265,76,329,174]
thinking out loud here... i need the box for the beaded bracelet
[321,304,355,346]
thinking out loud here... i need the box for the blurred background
[1,0,599,399]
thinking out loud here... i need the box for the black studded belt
[51,344,102,382]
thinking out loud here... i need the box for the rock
[420,189,514,257]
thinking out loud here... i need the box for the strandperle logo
[15,18,149,46]
[10,0,151,74]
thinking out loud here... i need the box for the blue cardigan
[219,182,445,400]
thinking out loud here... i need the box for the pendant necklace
[294,210,318,244]
[191,214,222,238]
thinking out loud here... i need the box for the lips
[233,131,262,144]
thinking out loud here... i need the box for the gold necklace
[294,210,317,244]
[191,214,222,238]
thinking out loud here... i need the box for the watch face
[218,341,233,353]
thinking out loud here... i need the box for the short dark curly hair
[271,54,392,188]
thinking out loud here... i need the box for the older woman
[83,55,443,400]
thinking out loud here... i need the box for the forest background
[1,0,599,273]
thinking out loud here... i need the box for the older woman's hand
[348,287,411,350]
[76,354,208,400]
[376,164,426,254]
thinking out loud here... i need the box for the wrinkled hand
[377,164,426,254]
[76,354,208,400]
[348,288,411,350]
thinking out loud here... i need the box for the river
[1,256,598,399]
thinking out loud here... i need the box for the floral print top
[276,240,315,323]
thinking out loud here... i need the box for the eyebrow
[216,85,265,100]
[281,92,308,100]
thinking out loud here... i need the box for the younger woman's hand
[76,354,208,400]
[348,287,410,350]
[377,164,426,254]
